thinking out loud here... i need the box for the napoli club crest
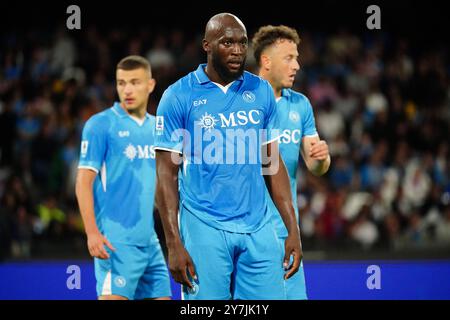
[289,111,300,123]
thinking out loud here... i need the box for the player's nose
[124,83,133,95]
[231,43,244,56]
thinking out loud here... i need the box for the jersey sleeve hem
[77,165,99,173]
[303,133,319,138]
[154,146,183,154]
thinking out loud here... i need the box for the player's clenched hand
[87,231,115,259]
[168,244,197,289]
[283,234,303,280]
[309,140,329,161]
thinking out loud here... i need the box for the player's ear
[202,39,210,53]
[261,54,271,71]
[148,78,156,94]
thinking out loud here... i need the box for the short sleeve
[262,80,282,145]
[78,115,109,173]
[154,87,185,154]
[302,96,318,137]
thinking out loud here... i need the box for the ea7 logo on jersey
[193,99,207,107]
[124,144,156,161]
[81,141,89,157]
[118,131,130,137]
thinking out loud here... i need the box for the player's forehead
[116,67,149,80]
[270,38,298,55]
[218,26,247,40]
[275,38,297,49]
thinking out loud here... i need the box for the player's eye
[285,55,295,62]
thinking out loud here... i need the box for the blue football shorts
[180,209,287,300]
[94,239,172,300]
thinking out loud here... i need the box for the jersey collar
[194,63,244,85]
[281,88,292,99]
[112,102,151,119]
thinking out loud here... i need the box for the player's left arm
[263,141,302,279]
[300,135,331,176]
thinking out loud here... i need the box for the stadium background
[0,0,449,299]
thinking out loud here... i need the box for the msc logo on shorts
[114,276,127,288]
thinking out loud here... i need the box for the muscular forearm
[75,175,99,235]
[157,175,182,247]
[156,152,182,249]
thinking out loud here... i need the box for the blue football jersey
[78,102,158,246]
[155,64,282,233]
[268,89,318,237]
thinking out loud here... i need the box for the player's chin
[227,68,243,78]
[123,101,138,110]
[284,79,295,88]
[226,64,244,77]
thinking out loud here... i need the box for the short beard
[212,55,246,84]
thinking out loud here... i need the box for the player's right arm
[75,168,115,259]
[154,87,196,289]
[156,151,196,289]
[75,115,115,260]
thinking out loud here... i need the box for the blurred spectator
[348,204,380,250]
[329,155,354,189]
[49,29,77,77]
[402,158,432,210]
[316,98,345,141]
[36,195,66,238]
[359,141,388,191]
[146,34,175,70]
[436,206,450,244]
[11,205,33,259]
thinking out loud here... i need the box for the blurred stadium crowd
[0,25,449,260]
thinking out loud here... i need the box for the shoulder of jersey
[176,72,193,88]
[287,89,311,106]
[242,71,266,90]
[84,108,113,128]
[162,72,193,101]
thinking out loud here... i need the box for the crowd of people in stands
[0,25,449,260]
